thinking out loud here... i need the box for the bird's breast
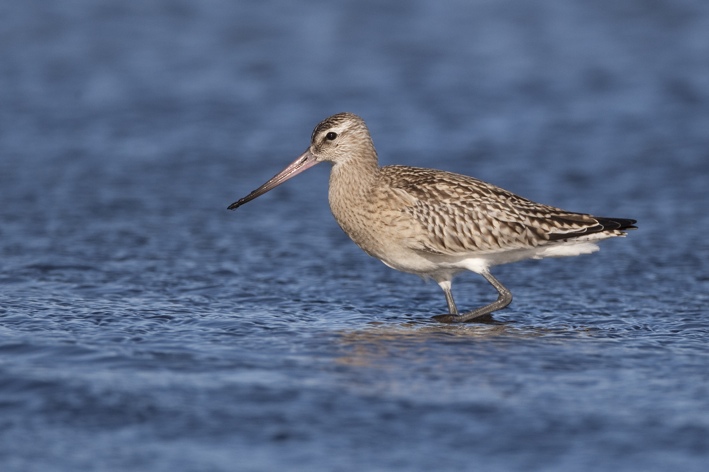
[328,171,411,259]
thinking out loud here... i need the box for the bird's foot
[431,313,495,324]
[431,314,459,323]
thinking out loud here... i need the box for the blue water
[2,1,708,471]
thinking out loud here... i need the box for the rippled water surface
[2,1,708,471]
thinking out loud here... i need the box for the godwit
[229,113,636,323]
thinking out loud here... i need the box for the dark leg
[432,271,512,323]
[433,280,458,316]
[442,282,458,315]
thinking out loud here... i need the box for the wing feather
[377,165,634,256]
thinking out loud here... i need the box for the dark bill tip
[226,149,318,212]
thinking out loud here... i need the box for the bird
[228,113,636,323]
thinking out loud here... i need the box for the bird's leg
[432,271,512,323]
[431,280,459,322]
[439,280,458,315]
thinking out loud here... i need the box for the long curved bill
[228,149,319,210]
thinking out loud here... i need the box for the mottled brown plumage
[229,112,636,323]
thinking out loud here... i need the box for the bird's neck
[328,148,380,226]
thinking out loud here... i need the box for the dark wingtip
[548,216,637,241]
[597,217,638,231]
[227,201,242,210]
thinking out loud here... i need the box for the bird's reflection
[333,316,546,367]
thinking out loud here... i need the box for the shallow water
[1,1,708,471]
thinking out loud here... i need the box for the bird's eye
[325,132,338,141]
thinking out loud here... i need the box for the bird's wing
[378,166,623,256]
